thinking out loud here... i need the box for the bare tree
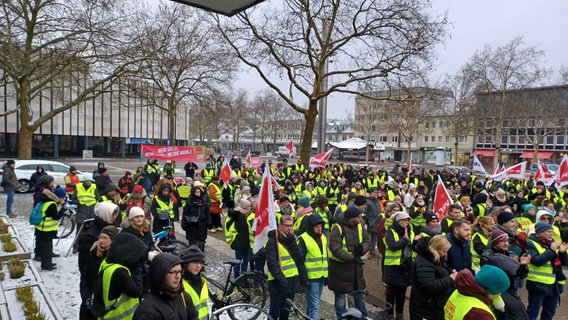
[131,3,237,145]
[464,37,550,168]
[221,89,249,150]
[0,0,146,159]
[214,0,447,163]
[354,96,383,167]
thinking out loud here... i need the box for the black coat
[227,209,250,251]
[409,238,454,320]
[265,230,304,295]
[446,232,472,272]
[182,194,210,243]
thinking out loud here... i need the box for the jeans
[5,189,14,214]
[334,290,367,320]
[234,249,249,278]
[527,292,559,320]
[305,280,324,320]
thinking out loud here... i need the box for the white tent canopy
[328,138,385,151]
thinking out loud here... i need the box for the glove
[354,245,364,257]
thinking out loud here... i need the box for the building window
[431,136,435,142]
[557,136,565,144]
[425,122,429,128]
[424,136,429,142]
[392,136,398,142]
[437,136,442,143]
[445,136,450,143]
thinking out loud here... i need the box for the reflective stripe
[470,232,489,271]
[329,223,363,262]
[154,197,174,219]
[35,201,59,232]
[100,260,138,320]
[300,233,328,279]
[527,239,557,284]
[267,242,299,280]
[444,290,496,320]
[183,277,209,320]
[384,228,414,266]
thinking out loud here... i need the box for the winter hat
[408,183,417,190]
[241,186,251,193]
[94,202,119,224]
[346,193,357,202]
[129,206,145,220]
[69,165,77,172]
[125,171,132,176]
[104,183,119,194]
[193,181,202,187]
[389,203,402,212]
[536,210,556,225]
[180,245,206,264]
[280,196,290,203]
[53,186,67,199]
[307,214,325,228]
[132,185,144,194]
[475,265,510,295]
[535,221,553,234]
[368,187,378,193]
[239,198,252,209]
[522,204,537,213]
[393,211,411,221]
[490,229,509,246]
[354,195,367,206]
[344,205,362,219]
[423,211,438,225]
[459,195,470,202]
[38,175,55,187]
[497,211,516,225]
[298,197,311,208]
[5,160,15,165]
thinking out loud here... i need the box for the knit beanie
[180,245,205,264]
[490,229,509,246]
[474,265,510,295]
[522,204,536,213]
[298,197,311,208]
[497,211,516,225]
[344,205,362,219]
[535,221,553,234]
[354,195,367,206]
[128,206,145,220]
[423,211,438,225]
[132,185,144,194]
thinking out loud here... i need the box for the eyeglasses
[167,270,183,276]
[282,224,294,228]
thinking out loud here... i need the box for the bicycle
[56,202,77,239]
[205,259,268,320]
[210,303,272,320]
[152,225,189,256]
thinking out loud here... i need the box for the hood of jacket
[149,253,183,295]
[106,232,148,269]
[94,202,118,224]
[454,268,492,305]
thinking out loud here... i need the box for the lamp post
[170,0,266,16]
[317,56,329,154]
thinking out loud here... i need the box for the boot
[395,313,404,320]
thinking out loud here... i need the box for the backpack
[29,202,46,226]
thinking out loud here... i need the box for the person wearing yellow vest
[535,210,561,243]
[226,198,253,278]
[97,232,147,320]
[34,186,66,270]
[526,222,568,320]
[470,216,494,273]
[294,197,313,235]
[201,163,215,185]
[150,184,175,234]
[73,176,98,236]
[180,246,208,320]
[518,204,537,233]
[328,205,370,319]
[444,265,510,320]
[384,211,421,320]
[480,229,531,320]
[265,214,305,320]
[207,176,224,232]
[298,214,328,320]
[133,252,198,320]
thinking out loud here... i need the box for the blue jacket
[446,232,472,273]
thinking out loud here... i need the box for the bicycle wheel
[158,239,189,256]
[226,274,268,320]
[56,213,75,239]
[205,276,227,319]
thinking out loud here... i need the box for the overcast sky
[234,0,568,120]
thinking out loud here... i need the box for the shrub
[0,233,12,243]
[15,286,46,320]
[0,219,9,234]
[8,258,25,279]
[3,241,17,252]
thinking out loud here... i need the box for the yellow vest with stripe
[327,187,339,205]
[202,168,215,184]
[527,239,564,285]
[444,290,496,320]
[267,241,299,281]
[76,183,97,206]
[154,197,175,219]
[211,183,223,203]
[183,277,208,320]
[176,185,192,207]
[293,213,311,234]
[99,260,138,320]
[294,184,303,199]
[314,207,329,231]
[470,232,489,271]
[384,228,414,266]
[224,217,238,246]
[475,203,487,217]
[300,233,328,280]
[35,201,59,232]
[329,223,363,262]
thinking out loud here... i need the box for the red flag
[245,150,252,167]
[535,161,554,185]
[433,175,453,220]
[218,160,232,187]
[554,155,568,188]
[286,139,294,156]
[309,148,334,168]
[252,168,278,253]
[407,159,413,178]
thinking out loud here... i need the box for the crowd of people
[3,155,568,320]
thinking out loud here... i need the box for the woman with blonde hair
[470,215,495,273]
[409,235,456,320]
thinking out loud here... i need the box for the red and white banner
[252,168,278,253]
[141,145,206,162]
[535,161,554,185]
[472,155,488,175]
[245,150,252,166]
[489,161,527,181]
[554,155,568,188]
[433,175,453,220]
[245,150,262,167]
[309,148,334,168]
[408,159,413,177]
[286,139,294,155]
[218,160,232,187]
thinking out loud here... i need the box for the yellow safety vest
[202,169,215,184]
[267,241,299,281]
[527,239,564,285]
[211,183,223,203]
[154,197,175,219]
[224,217,238,246]
[470,232,489,271]
[294,213,311,234]
[99,260,139,320]
[176,185,192,207]
[329,223,363,262]
[384,228,414,266]
[299,233,328,280]
[294,184,303,199]
[183,277,209,320]
[444,290,496,320]
[327,187,339,205]
[35,201,59,232]
[76,183,97,206]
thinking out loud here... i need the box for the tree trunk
[300,101,318,165]
[169,101,176,146]
[18,125,34,160]
[18,77,34,160]
[454,140,459,166]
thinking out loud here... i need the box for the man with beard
[409,194,428,234]
[133,253,198,320]
[266,214,306,320]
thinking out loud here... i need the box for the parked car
[529,162,559,175]
[0,160,88,193]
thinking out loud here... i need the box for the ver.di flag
[252,168,278,253]
[218,160,232,187]
[309,148,334,168]
[554,155,568,188]
[433,175,453,220]
[472,155,488,176]
[245,150,252,167]
[534,161,554,186]
[286,139,294,156]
